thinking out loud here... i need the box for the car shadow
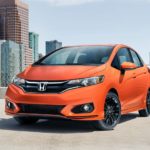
[0,113,139,133]
[119,113,139,124]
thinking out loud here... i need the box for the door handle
[132,73,137,78]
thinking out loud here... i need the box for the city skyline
[0,0,36,86]
[0,0,32,66]
[25,0,150,64]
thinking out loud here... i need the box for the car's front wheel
[93,92,121,130]
[139,91,150,117]
[14,116,39,125]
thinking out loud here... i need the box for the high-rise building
[0,40,24,87]
[0,0,32,66]
[29,32,39,62]
[39,53,44,60]
[46,40,62,55]
[0,40,5,86]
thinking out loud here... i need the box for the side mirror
[121,62,137,73]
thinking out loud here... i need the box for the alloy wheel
[104,96,121,127]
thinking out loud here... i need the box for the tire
[14,116,39,125]
[139,91,150,117]
[93,92,121,130]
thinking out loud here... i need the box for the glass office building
[46,40,62,55]
[29,32,39,62]
[0,40,25,87]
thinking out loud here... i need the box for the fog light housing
[6,100,15,110]
[72,103,94,114]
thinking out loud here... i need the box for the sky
[24,0,150,64]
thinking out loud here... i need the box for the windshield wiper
[66,63,100,66]
[66,63,85,65]
[35,62,47,66]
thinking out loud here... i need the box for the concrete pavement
[0,87,7,99]
[0,100,150,150]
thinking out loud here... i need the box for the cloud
[28,0,100,6]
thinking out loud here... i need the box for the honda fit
[5,44,150,130]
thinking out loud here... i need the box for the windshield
[34,46,114,66]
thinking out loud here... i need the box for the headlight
[67,75,105,87]
[12,76,25,86]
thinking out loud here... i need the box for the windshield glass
[34,46,114,66]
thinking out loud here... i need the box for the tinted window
[130,50,143,67]
[112,48,133,69]
[112,55,120,69]
[117,48,133,64]
[35,46,114,66]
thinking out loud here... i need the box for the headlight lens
[67,75,104,87]
[13,76,25,86]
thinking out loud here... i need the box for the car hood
[18,65,106,81]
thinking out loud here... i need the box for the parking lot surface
[0,100,150,150]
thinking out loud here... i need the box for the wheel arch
[107,88,122,110]
[108,88,119,96]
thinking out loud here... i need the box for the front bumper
[5,83,107,121]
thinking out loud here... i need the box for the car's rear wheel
[14,116,39,125]
[93,92,121,130]
[139,91,150,117]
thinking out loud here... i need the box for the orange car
[5,44,150,130]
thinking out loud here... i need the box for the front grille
[18,104,65,115]
[21,80,70,93]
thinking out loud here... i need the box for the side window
[130,50,143,67]
[112,55,120,69]
[117,48,133,65]
[112,48,133,70]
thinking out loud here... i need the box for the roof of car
[63,44,126,48]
